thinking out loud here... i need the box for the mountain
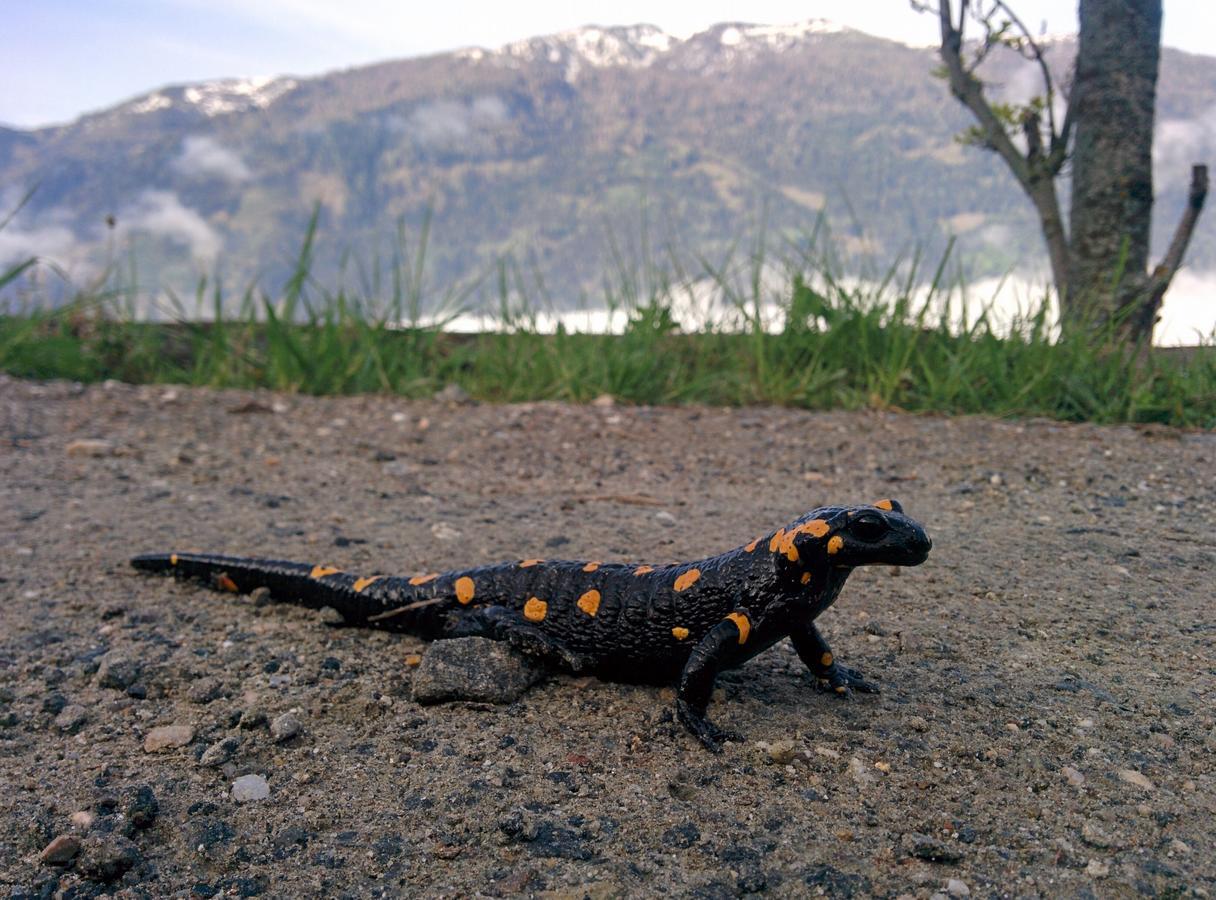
[1,21,1213,312]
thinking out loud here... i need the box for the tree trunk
[1066,0,1161,341]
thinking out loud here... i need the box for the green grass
[1,215,1214,427]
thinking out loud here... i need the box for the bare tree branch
[928,0,1072,305]
[991,0,1061,139]
[1133,164,1211,337]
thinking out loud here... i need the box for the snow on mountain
[118,76,298,121]
[457,20,852,81]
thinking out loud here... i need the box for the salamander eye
[850,516,887,543]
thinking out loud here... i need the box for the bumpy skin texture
[131,499,931,750]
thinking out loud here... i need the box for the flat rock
[232,773,271,802]
[412,637,543,705]
[143,724,195,752]
[40,834,81,865]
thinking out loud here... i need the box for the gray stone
[270,712,302,742]
[186,677,223,704]
[96,654,142,691]
[907,833,963,864]
[54,704,88,734]
[412,637,543,705]
[200,735,242,767]
[232,774,270,802]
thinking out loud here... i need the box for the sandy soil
[1,375,1214,899]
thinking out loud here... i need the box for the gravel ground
[1,376,1214,899]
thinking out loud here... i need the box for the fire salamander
[132,499,930,751]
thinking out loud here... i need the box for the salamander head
[782,499,931,570]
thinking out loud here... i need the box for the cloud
[0,189,97,280]
[170,135,252,182]
[117,190,222,262]
[1155,105,1216,190]
[399,95,509,146]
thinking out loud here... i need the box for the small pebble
[762,740,798,764]
[1080,820,1118,849]
[231,774,270,802]
[1086,859,1110,877]
[54,705,88,734]
[946,878,970,897]
[186,677,223,704]
[70,811,94,829]
[655,511,678,525]
[434,383,472,404]
[143,724,194,752]
[1117,768,1155,791]
[39,835,81,865]
[1062,766,1085,786]
[848,756,877,787]
[316,607,345,626]
[200,735,242,767]
[239,708,268,729]
[66,438,115,457]
[270,712,303,743]
[430,522,462,541]
[96,654,142,691]
[908,833,963,863]
[125,785,159,829]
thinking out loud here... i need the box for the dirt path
[1,376,1213,898]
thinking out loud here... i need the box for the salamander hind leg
[479,606,594,674]
[790,621,879,697]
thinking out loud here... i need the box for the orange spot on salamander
[523,597,547,622]
[519,559,543,568]
[310,566,342,579]
[672,627,690,640]
[744,538,760,553]
[803,519,830,538]
[353,576,381,593]
[725,612,750,645]
[768,529,786,553]
[169,553,178,566]
[673,569,701,592]
[827,535,844,555]
[777,531,800,562]
[582,561,601,573]
[633,565,655,576]
[821,651,834,667]
[577,589,601,616]
[216,574,239,593]
[455,576,475,605]
[800,572,812,585]
[409,573,439,586]
[874,499,894,511]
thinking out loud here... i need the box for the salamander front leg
[676,611,752,752]
[789,620,879,697]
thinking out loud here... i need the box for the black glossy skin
[131,499,931,750]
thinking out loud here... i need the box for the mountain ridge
[2,19,1212,311]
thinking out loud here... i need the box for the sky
[3,1,1213,129]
